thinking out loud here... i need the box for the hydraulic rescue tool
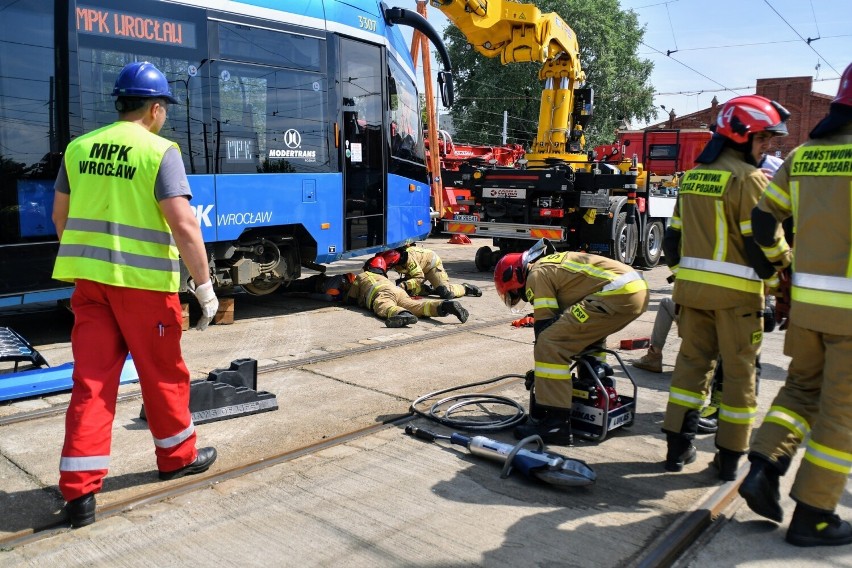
[404,425,596,487]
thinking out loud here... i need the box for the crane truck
[431,0,668,269]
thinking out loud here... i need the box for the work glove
[190,280,219,331]
[511,314,535,328]
[774,268,791,331]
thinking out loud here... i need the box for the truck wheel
[474,245,494,272]
[614,212,638,266]
[638,220,664,268]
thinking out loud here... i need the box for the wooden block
[181,303,190,331]
[213,297,234,325]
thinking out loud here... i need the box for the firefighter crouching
[346,256,469,327]
[661,95,789,480]
[739,63,852,547]
[493,239,649,445]
[380,245,482,299]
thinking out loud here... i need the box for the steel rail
[0,316,516,428]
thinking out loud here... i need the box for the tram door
[340,39,386,251]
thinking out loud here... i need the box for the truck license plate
[453,214,479,222]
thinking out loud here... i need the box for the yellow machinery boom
[431,0,590,167]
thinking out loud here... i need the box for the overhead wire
[640,41,740,97]
[762,0,838,75]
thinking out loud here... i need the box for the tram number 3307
[358,16,377,31]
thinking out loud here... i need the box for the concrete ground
[0,236,849,567]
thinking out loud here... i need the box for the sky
[403,0,852,129]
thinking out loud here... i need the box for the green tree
[443,0,657,149]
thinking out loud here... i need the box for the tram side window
[387,57,425,168]
[0,0,60,244]
[212,63,329,175]
[77,49,207,174]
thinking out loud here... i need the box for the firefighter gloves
[511,315,535,328]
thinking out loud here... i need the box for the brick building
[647,76,833,157]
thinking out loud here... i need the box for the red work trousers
[59,280,197,501]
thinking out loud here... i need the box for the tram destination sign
[76,6,197,48]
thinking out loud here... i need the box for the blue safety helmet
[112,62,179,104]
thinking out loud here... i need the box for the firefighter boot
[434,285,455,300]
[632,345,663,373]
[513,408,573,446]
[712,448,742,482]
[786,502,852,547]
[386,311,418,327]
[66,492,96,528]
[738,455,784,523]
[439,301,468,323]
[665,433,697,472]
[463,283,482,297]
[697,406,719,434]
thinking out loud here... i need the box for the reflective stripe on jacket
[757,131,852,334]
[670,148,767,311]
[526,251,647,321]
[53,121,180,292]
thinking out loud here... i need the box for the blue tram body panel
[387,174,431,244]
[0,0,441,308]
[189,173,343,248]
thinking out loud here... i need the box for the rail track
[0,310,751,566]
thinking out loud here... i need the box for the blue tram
[0,0,452,305]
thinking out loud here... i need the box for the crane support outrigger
[432,0,669,269]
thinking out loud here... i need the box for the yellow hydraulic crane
[430,0,590,168]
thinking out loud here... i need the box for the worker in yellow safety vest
[739,62,852,548]
[661,95,790,480]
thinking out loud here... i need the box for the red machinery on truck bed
[425,130,526,221]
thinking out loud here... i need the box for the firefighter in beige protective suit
[493,239,649,445]
[739,63,852,547]
[380,245,481,299]
[347,256,469,327]
[661,95,789,481]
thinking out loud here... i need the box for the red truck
[596,129,713,194]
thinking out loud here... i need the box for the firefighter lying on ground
[346,256,469,327]
[379,245,482,299]
[493,239,649,445]
[281,272,356,302]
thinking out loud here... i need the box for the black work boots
[712,449,742,482]
[738,455,784,522]
[434,285,454,299]
[386,311,418,327]
[66,492,96,528]
[786,502,852,547]
[158,447,218,481]
[514,410,574,446]
[439,300,468,323]
[462,283,482,297]
[664,433,697,472]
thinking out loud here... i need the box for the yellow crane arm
[431,0,588,161]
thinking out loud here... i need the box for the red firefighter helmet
[494,253,526,308]
[715,95,789,144]
[380,249,402,266]
[365,255,387,275]
[834,62,852,107]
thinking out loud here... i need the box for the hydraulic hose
[410,373,527,431]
